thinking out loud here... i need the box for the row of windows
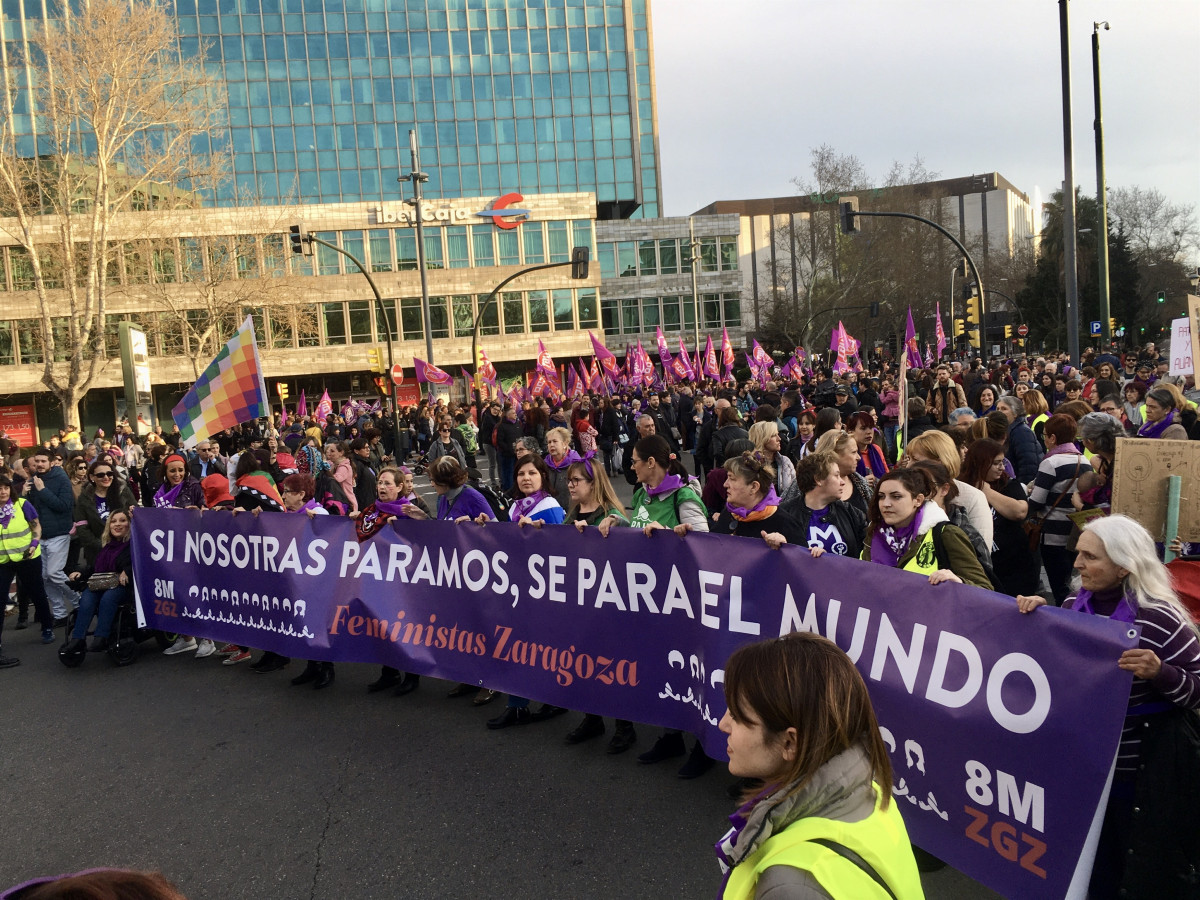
[596,236,739,279]
[599,294,742,337]
[0,219,593,290]
[0,287,598,365]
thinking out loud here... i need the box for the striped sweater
[1079,589,1200,776]
[1027,450,1091,547]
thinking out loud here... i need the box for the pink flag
[904,307,923,371]
[536,340,563,394]
[477,348,498,385]
[832,323,850,375]
[589,332,620,381]
[297,389,307,418]
[677,339,695,380]
[656,327,673,369]
[315,390,333,422]
[413,358,452,384]
[721,328,735,381]
[935,302,947,359]
[751,339,773,372]
[704,335,719,378]
[279,404,288,428]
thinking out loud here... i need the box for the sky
[651,0,1200,236]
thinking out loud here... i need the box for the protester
[0,473,55,660]
[1016,516,1200,898]
[901,430,993,550]
[845,411,887,483]
[784,451,867,559]
[715,632,922,899]
[63,509,133,656]
[813,431,871,517]
[861,467,992,588]
[324,441,358,513]
[22,448,76,625]
[710,452,805,550]
[543,426,581,508]
[960,439,1037,597]
[747,421,797,506]
[1027,414,1092,605]
[73,458,135,570]
[1137,387,1189,440]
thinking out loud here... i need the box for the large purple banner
[132,508,1135,899]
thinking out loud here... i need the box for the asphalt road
[0,451,1000,899]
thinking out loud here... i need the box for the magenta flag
[315,390,333,422]
[297,390,307,418]
[905,307,923,370]
[720,328,734,380]
[414,358,452,384]
[935,302,947,359]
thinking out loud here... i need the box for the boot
[313,661,335,689]
[291,661,320,686]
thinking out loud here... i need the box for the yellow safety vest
[723,788,925,900]
[901,529,940,577]
[0,498,40,563]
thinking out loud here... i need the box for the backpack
[456,423,479,455]
[473,481,511,522]
[931,520,996,591]
[314,470,351,516]
[491,425,500,448]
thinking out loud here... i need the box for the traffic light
[289,224,312,256]
[1157,291,1166,303]
[1004,325,1013,339]
[839,198,859,234]
[956,259,969,278]
[1109,318,1117,334]
[570,246,589,279]
[276,383,289,401]
[869,302,880,318]
[366,347,384,374]
[963,290,982,347]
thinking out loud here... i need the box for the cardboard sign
[1189,295,1200,380]
[1169,316,1193,376]
[1112,438,1200,540]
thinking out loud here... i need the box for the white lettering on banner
[780,587,1052,736]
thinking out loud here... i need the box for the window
[471,226,495,267]
[547,221,569,262]
[523,224,545,264]
[241,307,266,348]
[452,295,475,337]
[296,303,321,347]
[152,243,178,283]
[315,232,340,275]
[124,243,151,285]
[446,226,470,268]
[396,232,419,270]
[703,293,722,329]
[528,290,549,332]
[269,307,294,349]
[552,289,574,330]
[348,300,372,343]
[10,248,34,290]
[502,292,524,333]
[429,297,451,340]
[723,293,742,327]
[658,239,677,275]
[662,296,680,330]
[720,236,739,271]
[498,230,520,266]
[0,321,15,365]
[700,237,718,273]
[424,232,444,269]
[641,296,659,328]
[400,297,423,341]
[479,294,500,336]
[103,315,126,357]
[157,312,185,357]
[597,242,616,279]
[601,298,618,336]
[17,321,42,363]
[0,248,7,291]
[323,302,347,345]
[638,240,656,275]
[571,220,592,254]
[375,299,398,341]
[368,229,393,272]
[262,234,286,277]
[621,297,639,334]
[617,241,636,276]
[577,289,598,329]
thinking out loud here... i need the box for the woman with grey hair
[1075,412,1125,512]
[1017,515,1200,898]
[1137,387,1189,440]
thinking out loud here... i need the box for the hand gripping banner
[132,509,1136,899]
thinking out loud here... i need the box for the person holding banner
[711,452,804,550]
[561,456,637,753]
[860,468,992,589]
[714,632,922,900]
[543,427,582,509]
[813,432,871,518]
[784,452,867,560]
[747,422,797,507]
[1017,516,1200,899]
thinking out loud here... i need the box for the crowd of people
[3,342,1199,897]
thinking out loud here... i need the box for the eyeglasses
[566,477,588,485]
[93,471,113,478]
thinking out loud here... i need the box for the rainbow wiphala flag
[171,316,269,448]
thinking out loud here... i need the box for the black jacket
[351,455,377,512]
[709,425,749,468]
[780,496,867,559]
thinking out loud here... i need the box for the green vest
[628,484,703,529]
[722,789,924,900]
[0,498,40,563]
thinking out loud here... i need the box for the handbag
[1023,457,1081,552]
[87,572,122,592]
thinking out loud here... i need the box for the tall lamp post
[1059,0,1082,366]
[686,218,701,355]
[1093,21,1112,344]
[402,130,434,365]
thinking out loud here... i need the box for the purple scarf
[93,538,128,575]
[1137,408,1177,439]
[869,503,927,569]
[644,473,683,498]
[726,486,780,521]
[299,498,323,514]
[544,450,583,471]
[153,480,185,509]
[1045,441,1082,459]
[375,495,416,518]
[511,490,551,520]
[1068,586,1137,623]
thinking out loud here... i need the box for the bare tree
[0,0,224,426]
[1108,186,1199,264]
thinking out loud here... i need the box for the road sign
[1017,324,1029,337]
[390,363,405,385]
[1090,320,1102,335]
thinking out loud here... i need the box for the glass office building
[161,0,659,217]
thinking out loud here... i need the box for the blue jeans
[71,585,129,640]
[499,454,516,492]
[883,424,899,462]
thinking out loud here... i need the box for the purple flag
[905,307,923,370]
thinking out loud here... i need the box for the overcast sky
[651,0,1200,237]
